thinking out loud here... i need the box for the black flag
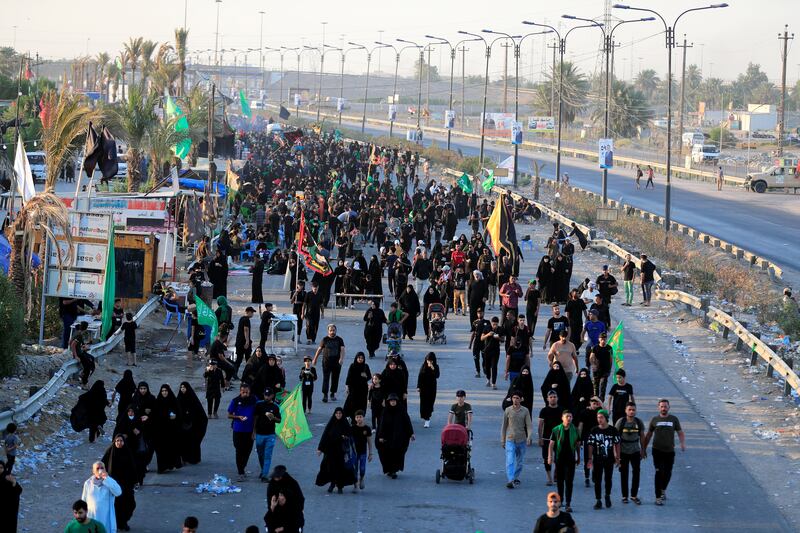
[279,105,291,120]
[98,126,119,179]
[82,122,102,175]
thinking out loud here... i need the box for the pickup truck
[745,158,800,193]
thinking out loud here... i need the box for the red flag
[298,212,332,275]
[24,63,33,81]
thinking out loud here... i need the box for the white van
[691,144,720,164]
[26,151,46,182]
[682,132,705,148]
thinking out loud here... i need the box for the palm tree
[96,52,110,101]
[175,28,189,97]
[38,90,99,192]
[181,84,215,166]
[534,61,589,124]
[7,194,74,320]
[634,69,660,100]
[118,52,128,101]
[106,62,120,102]
[603,81,653,138]
[124,37,144,88]
[150,43,178,96]
[145,117,189,188]
[109,85,158,192]
[139,40,158,90]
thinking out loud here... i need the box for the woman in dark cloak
[130,381,156,476]
[376,394,415,478]
[102,434,137,530]
[251,253,265,309]
[536,255,555,304]
[0,460,22,533]
[152,384,183,473]
[367,255,383,295]
[505,365,534,413]
[540,361,572,410]
[113,405,147,486]
[315,407,357,493]
[177,382,208,465]
[552,253,571,304]
[380,358,408,405]
[362,300,387,359]
[342,352,372,420]
[415,352,440,426]
[334,259,347,308]
[207,249,229,298]
[394,253,411,299]
[421,285,442,340]
[113,369,137,420]
[73,380,109,443]
[571,368,594,416]
[398,284,420,340]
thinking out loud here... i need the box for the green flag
[334,129,342,142]
[239,89,252,119]
[481,170,495,192]
[277,384,313,449]
[608,322,625,383]
[115,57,123,70]
[457,172,473,193]
[165,95,192,159]
[194,294,218,341]
[100,226,116,340]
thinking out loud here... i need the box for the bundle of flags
[484,193,518,265]
[165,95,192,159]
[298,212,332,275]
[82,121,119,179]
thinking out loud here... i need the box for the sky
[3,0,797,84]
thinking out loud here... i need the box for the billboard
[511,122,523,145]
[528,116,555,132]
[48,241,107,271]
[480,112,515,137]
[388,104,397,121]
[599,138,614,169]
[336,98,345,112]
[45,269,105,299]
[444,110,455,129]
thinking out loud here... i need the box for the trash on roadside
[195,474,242,495]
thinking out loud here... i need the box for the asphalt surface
[345,119,800,282]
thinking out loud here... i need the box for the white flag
[13,134,36,203]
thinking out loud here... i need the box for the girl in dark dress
[153,384,183,473]
[571,368,594,416]
[398,284,420,340]
[315,407,357,493]
[251,254,265,311]
[362,300,387,359]
[176,382,208,465]
[376,394,415,478]
[367,255,383,295]
[113,370,137,420]
[540,362,572,410]
[368,374,385,432]
[536,255,555,304]
[343,352,372,421]
[416,352,440,427]
[421,286,442,340]
[102,434,137,531]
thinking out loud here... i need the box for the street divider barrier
[0,296,161,427]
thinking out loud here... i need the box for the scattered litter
[195,475,242,495]
[753,429,780,441]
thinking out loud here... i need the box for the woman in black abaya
[153,384,183,473]
[102,434,137,531]
[416,352,440,426]
[376,394,415,478]
[367,255,383,295]
[113,370,136,420]
[72,380,110,443]
[536,255,555,304]
[177,382,208,465]
[315,407,357,493]
[507,365,534,414]
[540,361,572,410]
[251,253,265,310]
[398,284,420,340]
[571,368,594,416]
[342,352,372,421]
[551,253,571,304]
[421,285,442,340]
[362,300,387,359]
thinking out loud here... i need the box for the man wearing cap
[234,307,255,379]
[501,390,533,489]
[595,266,618,306]
[580,281,599,305]
[253,387,282,482]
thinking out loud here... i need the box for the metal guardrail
[0,296,161,427]
[655,289,800,397]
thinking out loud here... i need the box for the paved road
[347,119,800,281]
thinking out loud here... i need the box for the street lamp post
[483,29,552,186]
[397,39,424,136]
[262,46,280,104]
[613,2,729,241]
[377,41,420,138]
[214,0,222,66]
[336,46,361,125]
[350,42,389,133]
[258,11,265,90]
[562,14,654,204]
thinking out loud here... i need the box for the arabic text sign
[48,240,107,271]
[45,269,105,299]
[527,116,555,132]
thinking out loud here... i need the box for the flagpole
[37,236,49,345]
[9,56,24,221]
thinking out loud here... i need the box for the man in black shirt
[589,333,613,400]
[607,369,635,424]
[542,305,570,350]
[621,253,636,306]
[302,282,323,344]
[595,265,618,305]
[480,316,503,389]
[258,303,275,352]
[311,324,346,402]
[537,390,562,485]
[253,387,282,481]
[589,293,611,329]
[564,290,587,351]
[234,307,255,378]
[578,396,602,487]
[640,253,657,306]
[469,308,490,378]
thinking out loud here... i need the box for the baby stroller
[384,321,403,358]
[427,303,447,344]
[435,424,474,484]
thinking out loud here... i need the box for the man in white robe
[81,461,122,533]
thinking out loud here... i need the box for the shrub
[24,296,62,342]
[0,275,24,376]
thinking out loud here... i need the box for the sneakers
[513,479,521,486]
[622,497,629,504]
[605,495,612,508]
[506,482,514,489]
[330,394,337,401]
[655,497,665,506]
[322,396,328,403]
[423,420,430,428]
[593,500,602,510]
[632,497,642,505]
[584,478,590,487]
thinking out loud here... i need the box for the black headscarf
[101,434,138,487]
[571,368,594,415]
[318,407,352,454]
[115,370,136,417]
[510,365,534,412]
[540,363,571,408]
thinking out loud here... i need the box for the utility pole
[459,45,468,131]
[426,45,431,124]
[778,25,794,157]
[676,37,693,156]
[501,42,512,112]
[548,42,558,118]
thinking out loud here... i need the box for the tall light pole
[263,46,280,103]
[458,30,510,172]
[278,47,296,108]
[214,0,222,66]
[350,42,389,133]
[258,11,265,91]
[523,20,604,188]
[425,35,481,151]
[377,41,420,138]
[562,14,654,204]
[378,30,384,71]
[613,2,729,241]
[483,29,552,186]
[397,39,424,134]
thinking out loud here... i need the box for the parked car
[691,144,720,164]
[745,157,800,193]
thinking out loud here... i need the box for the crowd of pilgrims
[18,128,597,533]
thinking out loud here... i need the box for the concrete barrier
[0,297,161,427]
